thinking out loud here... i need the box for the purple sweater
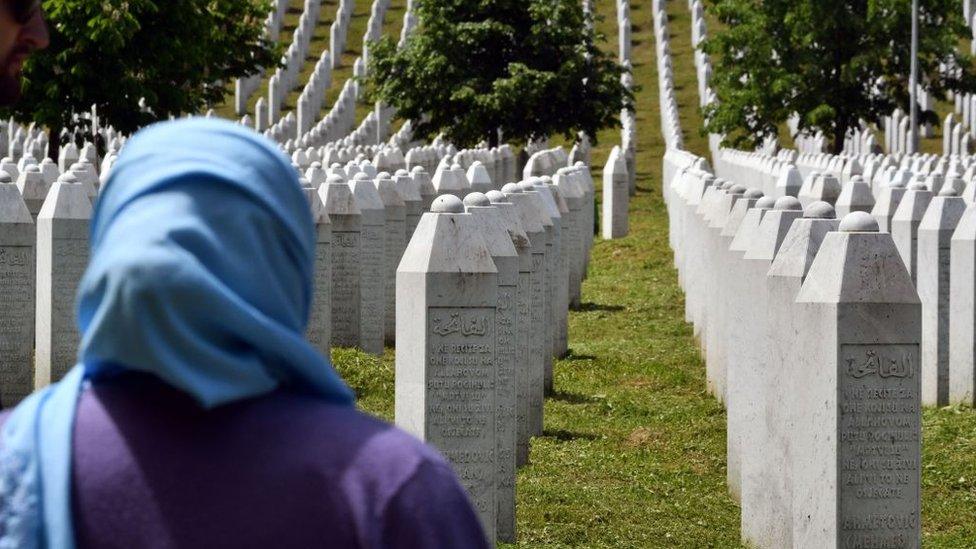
[1,374,489,549]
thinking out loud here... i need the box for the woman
[0,118,489,548]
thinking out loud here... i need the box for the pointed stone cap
[349,172,385,218]
[411,166,436,198]
[301,183,329,225]
[38,158,59,186]
[501,184,544,235]
[798,211,918,304]
[39,172,93,221]
[720,194,760,238]
[398,197,496,275]
[892,185,933,223]
[374,172,406,216]
[745,197,805,260]
[0,172,31,223]
[464,193,518,258]
[524,177,561,220]
[729,199,772,252]
[16,165,48,210]
[768,211,840,280]
[466,161,493,193]
[393,170,422,203]
[775,165,803,197]
[320,173,361,217]
[919,192,967,233]
[305,162,328,186]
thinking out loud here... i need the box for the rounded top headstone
[839,211,879,232]
[745,188,764,199]
[803,201,836,219]
[463,192,491,208]
[395,168,409,177]
[377,171,391,179]
[756,196,776,209]
[326,173,346,185]
[59,172,80,185]
[411,165,427,175]
[486,190,508,204]
[908,182,927,191]
[501,183,522,194]
[774,196,802,211]
[0,173,10,184]
[353,172,371,182]
[730,184,747,195]
[431,194,465,214]
[939,185,960,197]
[25,165,39,173]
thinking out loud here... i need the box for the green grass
[325,0,976,546]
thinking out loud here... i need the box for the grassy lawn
[327,0,976,546]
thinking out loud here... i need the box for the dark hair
[9,0,41,24]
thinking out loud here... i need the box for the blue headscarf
[0,118,354,548]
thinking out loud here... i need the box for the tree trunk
[487,128,499,148]
[48,124,61,164]
[831,117,846,155]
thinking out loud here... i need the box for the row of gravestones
[723,149,976,408]
[665,147,924,549]
[394,156,596,546]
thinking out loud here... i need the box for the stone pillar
[792,211,920,549]
[524,179,563,388]
[375,172,406,346]
[725,192,774,501]
[703,184,749,400]
[555,168,585,308]
[502,183,547,444]
[349,173,387,355]
[872,177,909,233]
[303,178,331,359]
[394,169,423,242]
[602,146,629,239]
[891,183,933,286]
[320,173,361,348]
[798,173,841,207]
[0,174,35,405]
[918,187,967,406]
[467,161,494,193]
[950,202,976,404]
[35,173,92,388]
[395,195,497,547]
[518,180,557,403]
[463,192,519,544]
[765,202,839,549]
[487,190,536,468]
[738,196,803,547]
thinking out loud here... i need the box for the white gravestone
[792,211,921,549]
[602,146,629,239]
[394,169,423,241]
[544,180,571,359]
[320,174,362,348]
[765,202,839,549]
[375,172,406,346]
[554,168,585,308]
[16,165,48,219]
[918,187,966,406]
[464,192,518,544]
[411,166,437,211]
[798,172,841,207]
[0,173,34,405]
[350,172,387,355]
[35,173,92,387]
[488,190,536,468]
[703,184,748,400]
[395,195,497,547]
[502,183,548,445]
[834,175,876,218]
[522,179,561,392]
[725,192,773,501]
[891,183,933,286]
[949,202,976,404]
[872,177,909,233]
[303,178,332,359]
[739,196,804,548]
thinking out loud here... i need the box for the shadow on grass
[542,428,602,442]
[549,389,601,405]
[560,349,597,361]
[572,302,625,313]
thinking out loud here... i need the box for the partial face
[0,0,49,106]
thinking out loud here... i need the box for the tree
[2,0,279,157]
[701,0,976,154]
[363,0,633,148]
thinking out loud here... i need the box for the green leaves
[2,0,279,139]
[363,0,632,147]
[702,0,976,153]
